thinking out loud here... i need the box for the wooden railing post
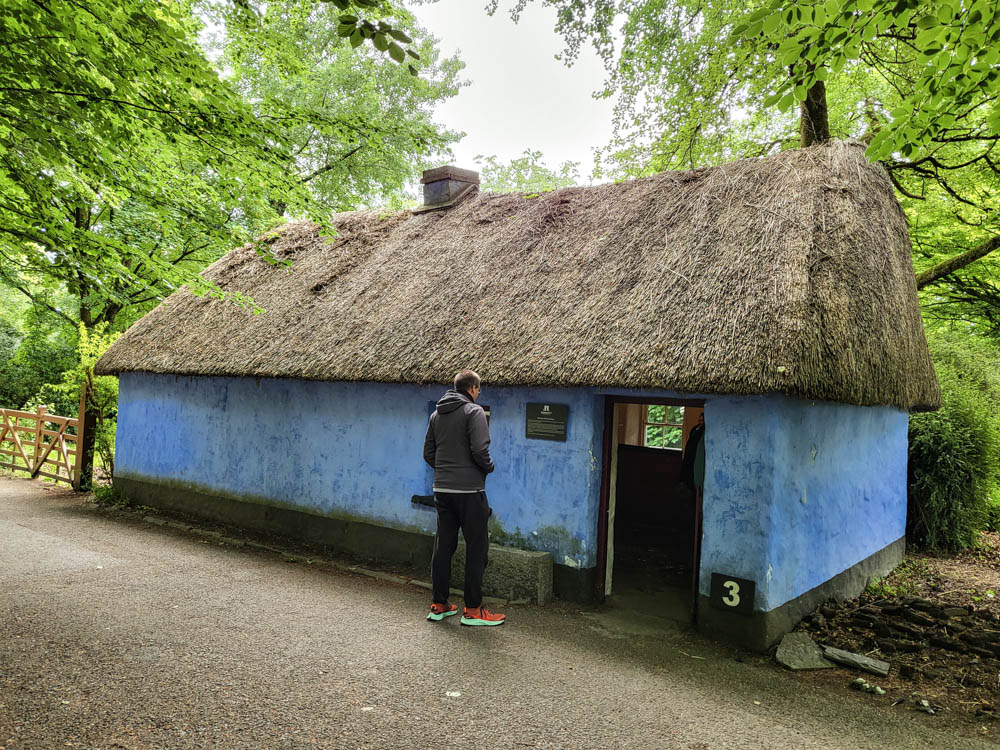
[76,384,96,492]
[29,405,46,477]
[2,403,83,487]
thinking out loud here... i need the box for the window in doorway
[643,405,684,449]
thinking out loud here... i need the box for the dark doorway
[597,399,704,622]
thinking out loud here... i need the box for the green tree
[213,0,463,213]
[0,0,448,333]
[492,0,797,173]
[32,324,120,481]
[1,0,307,328]
[0,301,77,409]
[475,150,581,193]
[0,278,78,408]
[492,0,1000,334]
[742,0,1000,330]
[746,0,1000,162]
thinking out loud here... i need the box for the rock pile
[798,596,1000,694]
[806,598,1000,657]
[775,595,1000,724]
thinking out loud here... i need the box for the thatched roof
[96,140,940,410]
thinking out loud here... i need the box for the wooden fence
[0,387,88,489]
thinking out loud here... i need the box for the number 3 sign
[709,573,756,615]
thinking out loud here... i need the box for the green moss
[114,472,432,536]
[488,518,583,556]
[864,558,933,599]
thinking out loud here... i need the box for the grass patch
[864,558,933,599]
[92,483,131,509]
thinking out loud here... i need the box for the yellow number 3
[722,580,741,607]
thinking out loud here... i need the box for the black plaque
[525,403,569,441]
[709,573,756,615]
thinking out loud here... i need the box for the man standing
[423,370,505,626]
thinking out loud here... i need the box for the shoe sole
[427,609,458,622]
[460,616,505,626]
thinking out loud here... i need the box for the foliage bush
[907,330,1000,550]
[92,483,130,509]
[0,305,77,409]
[986,499,1000,534]
[30,324,120,479]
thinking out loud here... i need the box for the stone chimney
[415,166,479,212]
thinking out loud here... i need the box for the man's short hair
[454,370,481,393]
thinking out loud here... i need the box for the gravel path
[1,477,994,749]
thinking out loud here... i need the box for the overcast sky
[408,0,615,180]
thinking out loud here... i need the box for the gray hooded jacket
[423,389,494,491]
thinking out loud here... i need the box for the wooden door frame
[594,395,706,603]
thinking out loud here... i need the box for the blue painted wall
[115,374,608,568]
[699,396,908,612]
[116,374,908,609]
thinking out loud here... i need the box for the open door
[597,397,704,622]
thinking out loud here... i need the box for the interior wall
[618,403,704,449]
[614,445,684,525]
[616,403,644,446]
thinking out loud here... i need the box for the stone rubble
[821,646,891,676]
[804,597,1000,663]
[775,632,835,671]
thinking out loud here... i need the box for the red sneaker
[427,602,458,622]
[460,606,506,626]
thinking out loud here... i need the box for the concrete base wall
[696,536,905,651]
[116,476,554,604]
[554,565,599,603]
[451,540,553,604]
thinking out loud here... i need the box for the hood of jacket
[436,389,473,414]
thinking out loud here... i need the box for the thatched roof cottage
[97,140,939,649]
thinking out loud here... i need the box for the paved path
[0,477,994,749]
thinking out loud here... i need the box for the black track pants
[431,491,490,608]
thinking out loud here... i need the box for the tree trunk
[799,80,830,147]
[78,275,94,329]
[77,386,97,492]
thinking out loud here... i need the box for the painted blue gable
[700,396,908,612]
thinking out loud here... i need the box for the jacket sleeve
[423,414,437,468]
[467,406,495,475]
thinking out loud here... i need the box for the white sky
[408,1,615,179]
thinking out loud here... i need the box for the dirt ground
[90,476,999,743]
[12,476,999,750]
[767,532,1000,742]
[7,471,999,744]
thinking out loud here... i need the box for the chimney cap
[421,166,480,185]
